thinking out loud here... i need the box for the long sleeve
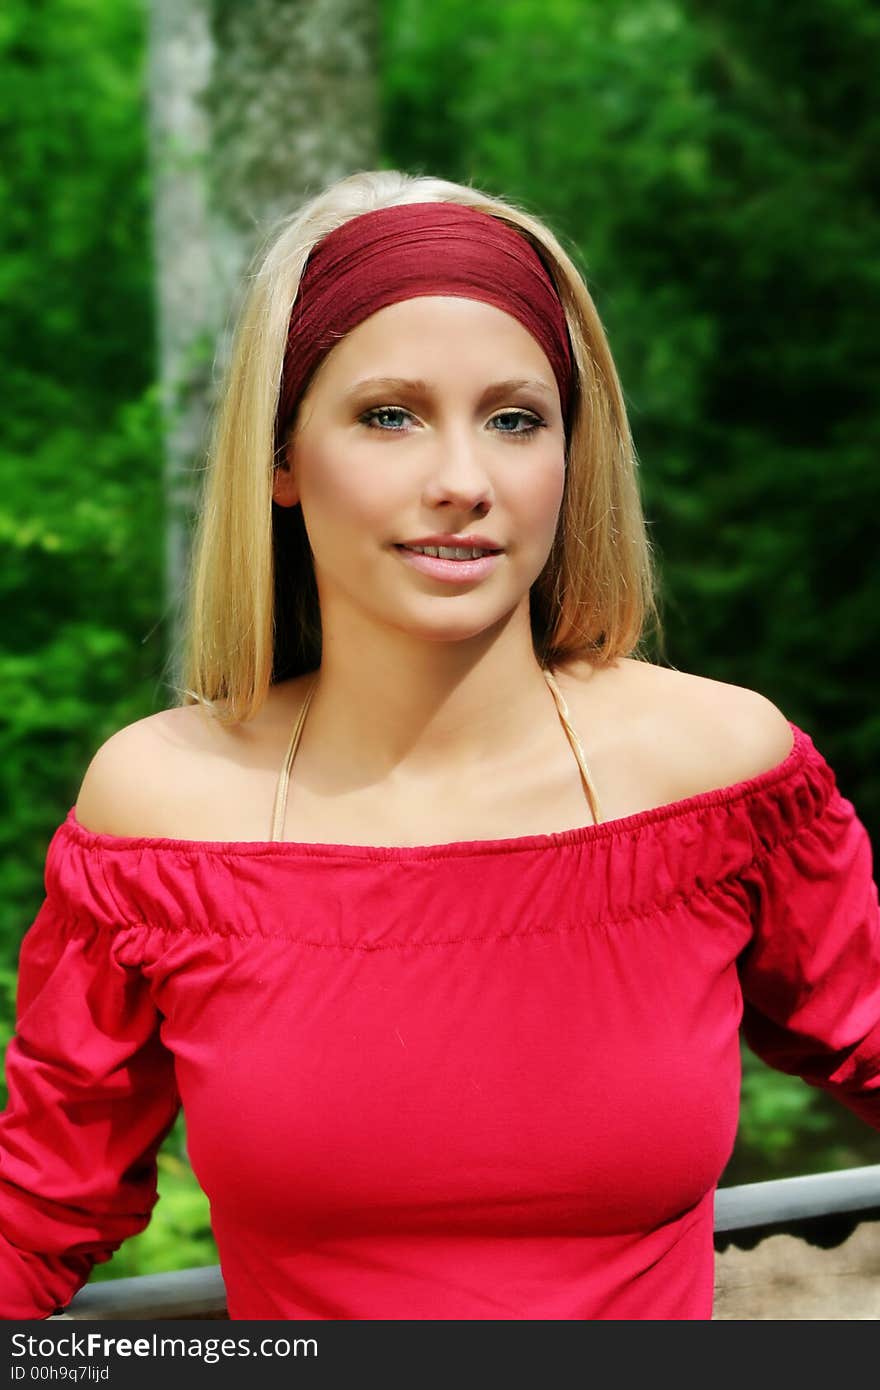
[0,827,180,1318]
[737,762,880,1131]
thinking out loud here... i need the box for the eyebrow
[342,376,557,405]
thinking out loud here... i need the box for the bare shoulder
[627,657,792,781]
[74,701,253,837]
[74,676,313,838]
[644,661,794,783]
[561,655,795,803]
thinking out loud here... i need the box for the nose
[421,422,494,512]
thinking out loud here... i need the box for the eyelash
[357,406,547,442]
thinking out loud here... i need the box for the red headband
[275,201,574,452]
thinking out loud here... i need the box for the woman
[1,170,878,1320]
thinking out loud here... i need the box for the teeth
[407,545,488,559]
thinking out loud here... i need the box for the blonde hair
[175,169,664,724]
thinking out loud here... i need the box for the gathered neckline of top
[61,720,816,862]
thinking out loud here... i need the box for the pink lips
[394,545,503,583]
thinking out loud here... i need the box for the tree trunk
[147,0,379,692]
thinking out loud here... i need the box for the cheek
[301,445,391,534]
[510,454,566,539]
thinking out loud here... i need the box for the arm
[0,809,180,1317]
[737,764,880,1131]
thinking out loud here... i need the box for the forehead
[317,295,556,383]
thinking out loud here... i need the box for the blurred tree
[149,0,381,686]
[1,0,164,930]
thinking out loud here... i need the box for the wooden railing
[713,1163,880,1318]
[50,1165,880,1321]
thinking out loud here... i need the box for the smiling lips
[398,533,503,553]
[403,544,496,559]
[394,545,503,583]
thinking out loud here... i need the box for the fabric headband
[274,201,574,453]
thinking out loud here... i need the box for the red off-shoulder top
[1,696,879,1320]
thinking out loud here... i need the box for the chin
[385,601,524,643]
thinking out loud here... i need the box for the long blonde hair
[175,169,664,723]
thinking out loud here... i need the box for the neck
[294,621,556,789]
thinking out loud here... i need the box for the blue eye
[490,410,546,439]
[359,406,412,431]
[358,407,546,440]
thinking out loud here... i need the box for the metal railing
[50,1164,880,1320]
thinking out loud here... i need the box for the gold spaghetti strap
[542,667,604,827]
[270,674,320,842]
[271,667,602,841]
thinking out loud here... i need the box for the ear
[272,445,300,508]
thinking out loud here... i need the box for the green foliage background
[2,0,879,1282]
